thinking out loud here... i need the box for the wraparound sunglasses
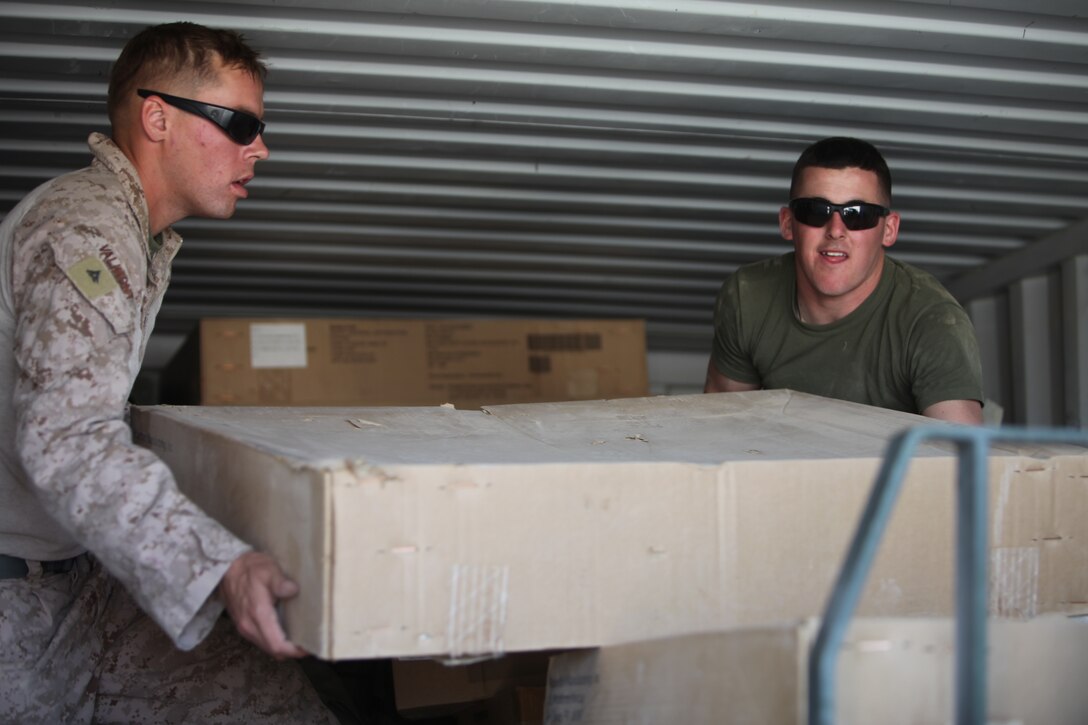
[789,197,890,231]
[137,89,265,145]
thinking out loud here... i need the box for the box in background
[159,317,648,408]
[393,652,551,721]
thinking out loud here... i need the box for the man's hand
[219,551,308,660]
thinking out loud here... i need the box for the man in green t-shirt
[704,137,983,424]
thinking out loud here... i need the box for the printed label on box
[250,323,308,368]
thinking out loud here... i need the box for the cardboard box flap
[482,389,957,462]
[150,402,529,467]
[151,390,971,468]
[485,389,1087,461]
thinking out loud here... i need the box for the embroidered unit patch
[65,256,119,300]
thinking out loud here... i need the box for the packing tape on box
[990,547,1039,619]
[447,563,510,657]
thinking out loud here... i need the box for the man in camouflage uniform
[0,22,334,723]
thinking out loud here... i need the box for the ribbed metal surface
[1,0,1086,363]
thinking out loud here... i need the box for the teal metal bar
[808,425,1088,725]
[955,433,988,723]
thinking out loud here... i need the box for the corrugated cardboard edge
[131,405,334,657]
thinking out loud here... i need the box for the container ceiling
[1,0,1086,355]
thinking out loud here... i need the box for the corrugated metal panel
[1,0,1086,422]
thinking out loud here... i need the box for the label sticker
[250,323,307,369]
[65,256,119,300]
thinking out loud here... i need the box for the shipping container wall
[967,254,1088,427]
[1,1,1086,427]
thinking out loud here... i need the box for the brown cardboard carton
[161,317,648,408]
[129,390,1088,660]
[543,617,1088,724]
[392,652,551,718]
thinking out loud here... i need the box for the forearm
[922,399,983,425]
[704,359,761,393]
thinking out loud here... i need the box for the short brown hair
[108,22,267,129]
[789,137,893,205]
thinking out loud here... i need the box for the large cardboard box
[130,390,1088,660]
[543,617,1088,724]
[160,317,648,408]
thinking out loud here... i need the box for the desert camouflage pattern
[0,133,331,721]
[0,556,335,723]
[0,131,247,644]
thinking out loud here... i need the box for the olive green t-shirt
[710,253,983,414]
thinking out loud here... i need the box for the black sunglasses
[137,89,265,145]
[789,197,890,231]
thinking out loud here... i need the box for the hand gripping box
[130,390,1088,660]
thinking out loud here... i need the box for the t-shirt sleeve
[710,273,762,385]
[907,301,985,411]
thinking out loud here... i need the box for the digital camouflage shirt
[0,132,250,649]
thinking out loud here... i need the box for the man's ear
[139,94,169,142]
[881,210,901,249]
[778,206,794,241]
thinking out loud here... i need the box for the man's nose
[824,210,849,236]
[249,134,270,161]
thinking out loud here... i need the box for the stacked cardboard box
[543,617,1088,724]
[159,317,648,408]
[393,652,550,722]
[131,389,1088,661]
